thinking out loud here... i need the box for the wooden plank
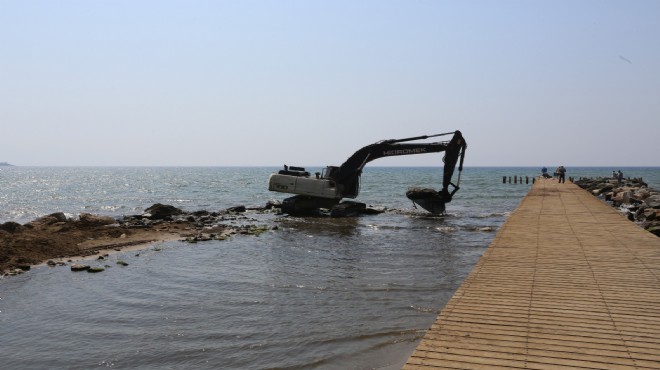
[404,179,660,369]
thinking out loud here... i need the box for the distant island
[0,162,14,166]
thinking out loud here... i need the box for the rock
[622,192,632,204]
[70,264,90,271]
[0,221,21,233]
[31,212,68,226]
[116,261,129,266]
[79,213,116,226]
[265,200,282,209]
[144,203,184,220]
[362,206,386,215]
[646,195,660,205]
[634,189,651,201]
[600,184,614,193]
[87,267,105,273]
[246,225,269,236]
[648,225,660,237]
[227,205,246,213]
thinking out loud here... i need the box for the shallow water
[1,166,658,369]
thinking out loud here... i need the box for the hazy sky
[2,1,658,167]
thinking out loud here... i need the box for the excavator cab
[322,166,339,179]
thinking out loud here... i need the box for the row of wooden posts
[503,176,575,184]
[503,176,534,184]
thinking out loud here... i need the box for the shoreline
[32,235,181,270]
[1,203,274,275]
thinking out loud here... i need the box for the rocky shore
[574,177,660,237]
[0,203,279,276]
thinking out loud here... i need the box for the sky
[1,0,658,167]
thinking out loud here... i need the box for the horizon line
[2,164,659,168]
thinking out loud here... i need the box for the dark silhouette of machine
[268,130,466,216]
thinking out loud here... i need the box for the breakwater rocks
[574,177,660,237]
[0,203,278,275]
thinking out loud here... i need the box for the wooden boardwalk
[404,178,660,369]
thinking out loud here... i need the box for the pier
[404,178,660,369]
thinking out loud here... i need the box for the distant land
[0,162,13,166]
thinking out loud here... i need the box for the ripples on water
[1,166,658,369]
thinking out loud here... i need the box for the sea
[1,166,659,370]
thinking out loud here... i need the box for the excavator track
[281,195,339,215]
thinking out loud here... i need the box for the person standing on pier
[557,166,566,183]
[541,166,550,178]
[617,170,624,186]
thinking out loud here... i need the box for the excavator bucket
[406,187,446,214]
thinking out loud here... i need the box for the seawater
[1,166,659,369]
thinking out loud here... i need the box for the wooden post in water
[502,175,534,185]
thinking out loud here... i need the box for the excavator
[268,130,467,216]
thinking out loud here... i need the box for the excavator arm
[268,130,466,215]
[334,131,466,199]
